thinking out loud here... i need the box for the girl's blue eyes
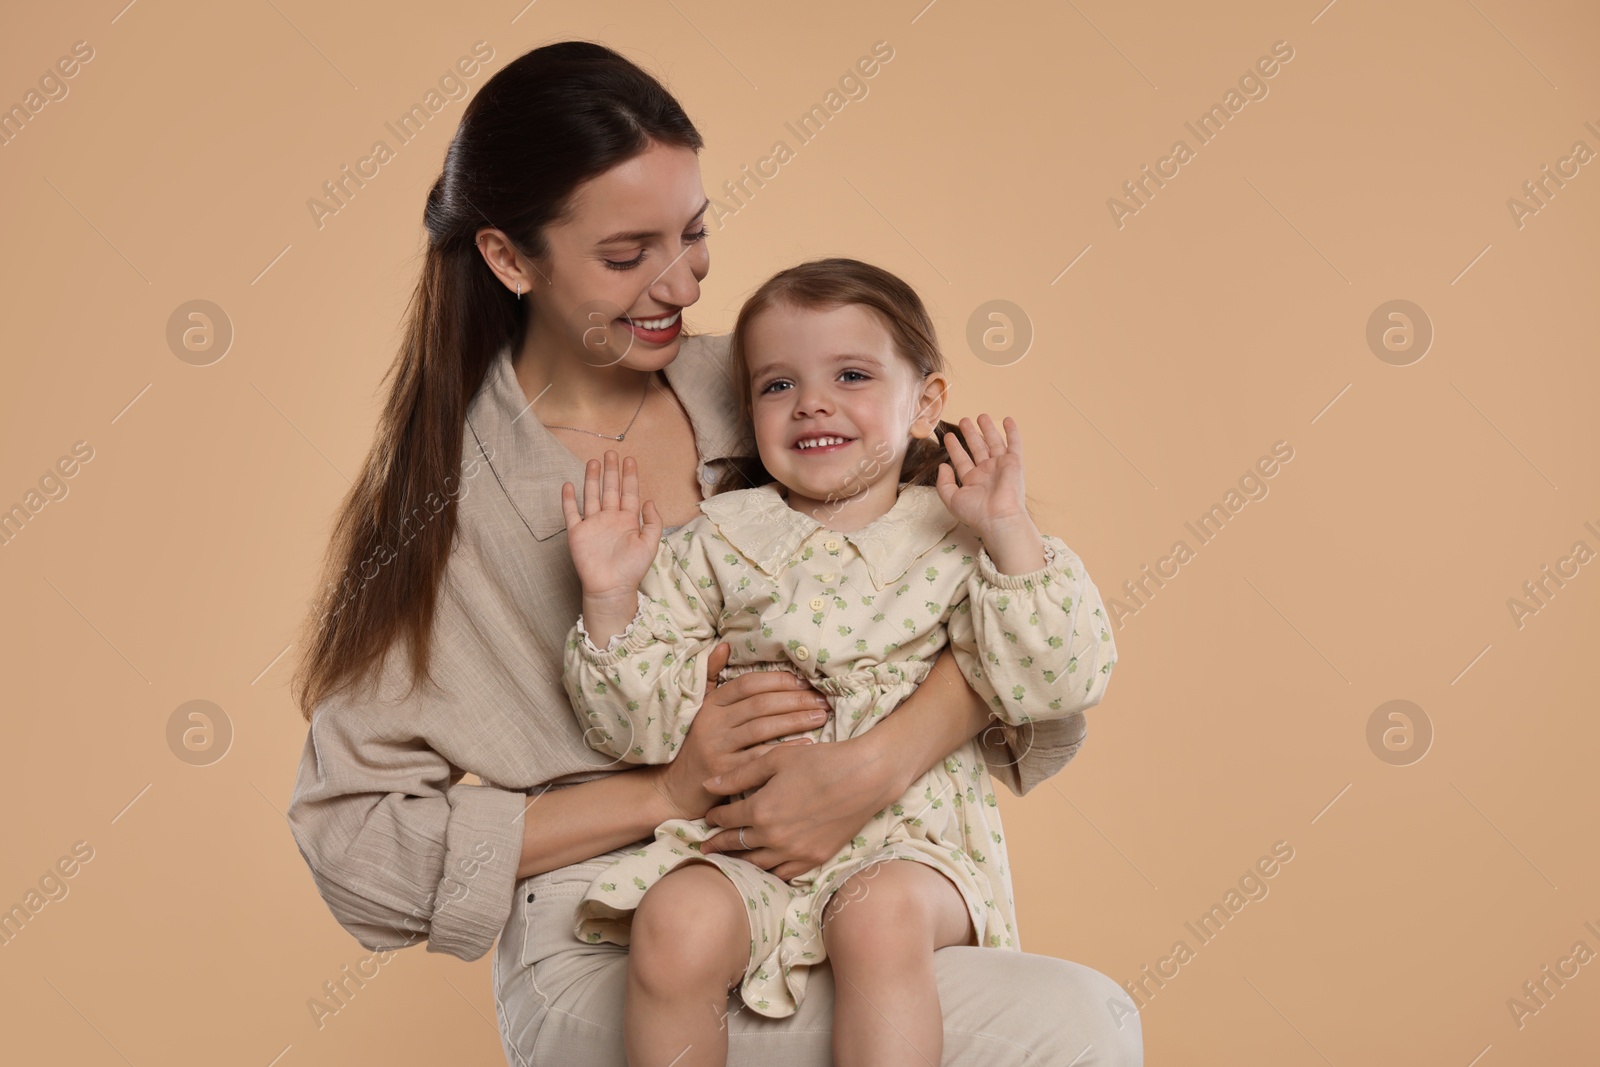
[759,370,870,394]
[603,227,710,271]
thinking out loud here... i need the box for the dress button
[809,597,825,610]
[824,538,840,551]
[795,645,811,660]
[820,573,836,583]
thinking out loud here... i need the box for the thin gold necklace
[541,374,652,442]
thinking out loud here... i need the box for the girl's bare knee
[629,862,749,993]
[822,861,972,957]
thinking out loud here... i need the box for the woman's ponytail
[293,42,703,719]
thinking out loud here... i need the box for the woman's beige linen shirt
[286,332,1090,963]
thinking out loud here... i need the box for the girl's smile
[792,432,856,455]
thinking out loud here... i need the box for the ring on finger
[738,826,749,850]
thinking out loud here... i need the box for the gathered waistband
[717,659,931,696]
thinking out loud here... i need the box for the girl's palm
[561,451,663,598]
[934,414,1030,533]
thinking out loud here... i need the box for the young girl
[559,258,1116,1067]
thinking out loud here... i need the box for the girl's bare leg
[625,862,752,1067]
[820,860,976,1067]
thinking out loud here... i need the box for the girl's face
[524,140,711,371]
[745,301,946,509]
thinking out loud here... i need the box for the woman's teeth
[626,312,680,330]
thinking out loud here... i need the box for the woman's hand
[697,724,906,882]
[560,450,661,601]
[936,413,1046,575]
[647,643,834,823]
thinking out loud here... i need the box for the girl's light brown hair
[713,257,971,497]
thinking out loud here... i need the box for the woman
[286,40,1141,1066]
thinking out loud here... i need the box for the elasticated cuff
[975,534,1077,590]
[572,588,652,662]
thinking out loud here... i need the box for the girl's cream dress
[562,481,1115,1018]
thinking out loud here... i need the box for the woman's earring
[515,280,522,300]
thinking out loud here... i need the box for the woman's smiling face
[524,139,710,371]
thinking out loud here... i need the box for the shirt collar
[699,482,960,590]
[464,332,749,541]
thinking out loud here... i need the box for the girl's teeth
[799,437,847,449]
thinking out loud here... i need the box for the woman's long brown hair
[293,42,703,719]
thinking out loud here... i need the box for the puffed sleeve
[562,528,726,764]
[948,533,1116,790]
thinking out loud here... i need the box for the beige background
[1,0,1596,1063]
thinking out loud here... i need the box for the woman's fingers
[703,641,732,682]
[713,667,810,705]
[699,828,770,862]
[716,676,830,733]
[696,828,739,856]
[704,737,813,795]
[741,850,782,870]
[701,825,807,872]
[702,742,782,797]
[735,712,824,751]
[770,859,811,881]
[703,794,754,826]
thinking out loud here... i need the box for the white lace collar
[698,482,960,590]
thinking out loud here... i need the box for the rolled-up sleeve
[284,332,759,965]
[978,711,1088,797]
[288,699,530,961]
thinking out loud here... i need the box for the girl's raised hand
[560,451,662,600]
[934,414,1032,537]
